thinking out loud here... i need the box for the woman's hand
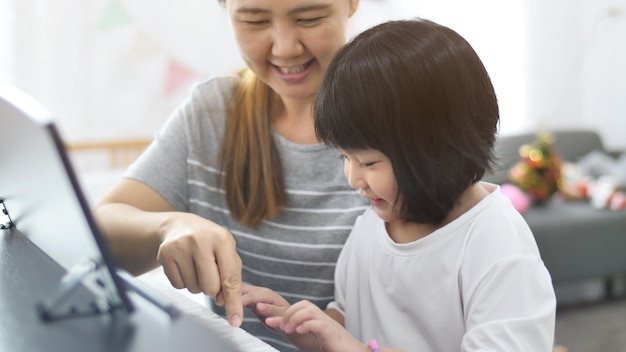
[157,212,243,326]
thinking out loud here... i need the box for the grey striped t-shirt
[126,75,369,351]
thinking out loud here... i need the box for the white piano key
[137,269,278,351]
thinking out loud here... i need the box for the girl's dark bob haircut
[314,18,500,225]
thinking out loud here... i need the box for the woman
[93,0,364,350]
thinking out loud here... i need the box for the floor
[555,298,626,352]
[553,278,626,352]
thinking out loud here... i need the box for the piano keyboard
[137,270,279,352]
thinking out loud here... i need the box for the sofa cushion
[524,200,626,282]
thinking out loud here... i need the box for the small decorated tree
[509,131,562,203]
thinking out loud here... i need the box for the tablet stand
[0,198,14,230]
[36,258,127,322]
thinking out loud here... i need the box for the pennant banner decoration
[164,59,197,96]
[96,0,132,31]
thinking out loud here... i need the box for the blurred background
[1,0,625,150]
[2,3,626,350]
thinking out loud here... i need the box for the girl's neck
[443,182,491,225]
[386,182,492,244]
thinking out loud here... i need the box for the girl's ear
[348,0,360,18]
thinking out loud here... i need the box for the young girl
[241,18,557,351]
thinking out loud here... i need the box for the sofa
[482,129,626,303]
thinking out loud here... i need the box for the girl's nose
[344,161,366,190]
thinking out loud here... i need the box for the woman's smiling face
[226,0,359,102]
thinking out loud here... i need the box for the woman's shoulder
[189,74,241,104]
[172,74,241,126]
[162,74,242,138]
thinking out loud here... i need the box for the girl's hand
[267,300,364,352]
[241,284,291,332]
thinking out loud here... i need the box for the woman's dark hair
[314,18,500,225]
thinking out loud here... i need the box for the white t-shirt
[328,184,556,351]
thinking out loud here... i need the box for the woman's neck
[271,97,318,145]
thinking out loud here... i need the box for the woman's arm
[94,179,174,274]
[93,178,244,327]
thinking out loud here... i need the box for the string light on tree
[509,131,562,203]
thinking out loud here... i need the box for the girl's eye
[339,153,376,167]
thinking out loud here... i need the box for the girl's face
[340,149,402,223]
[226,0,359,103]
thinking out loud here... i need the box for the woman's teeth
[279,64,306,74]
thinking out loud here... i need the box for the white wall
[1,0,625,151]
[526,0,626,150]
[389,0,530,136]
[0,0,13,83]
